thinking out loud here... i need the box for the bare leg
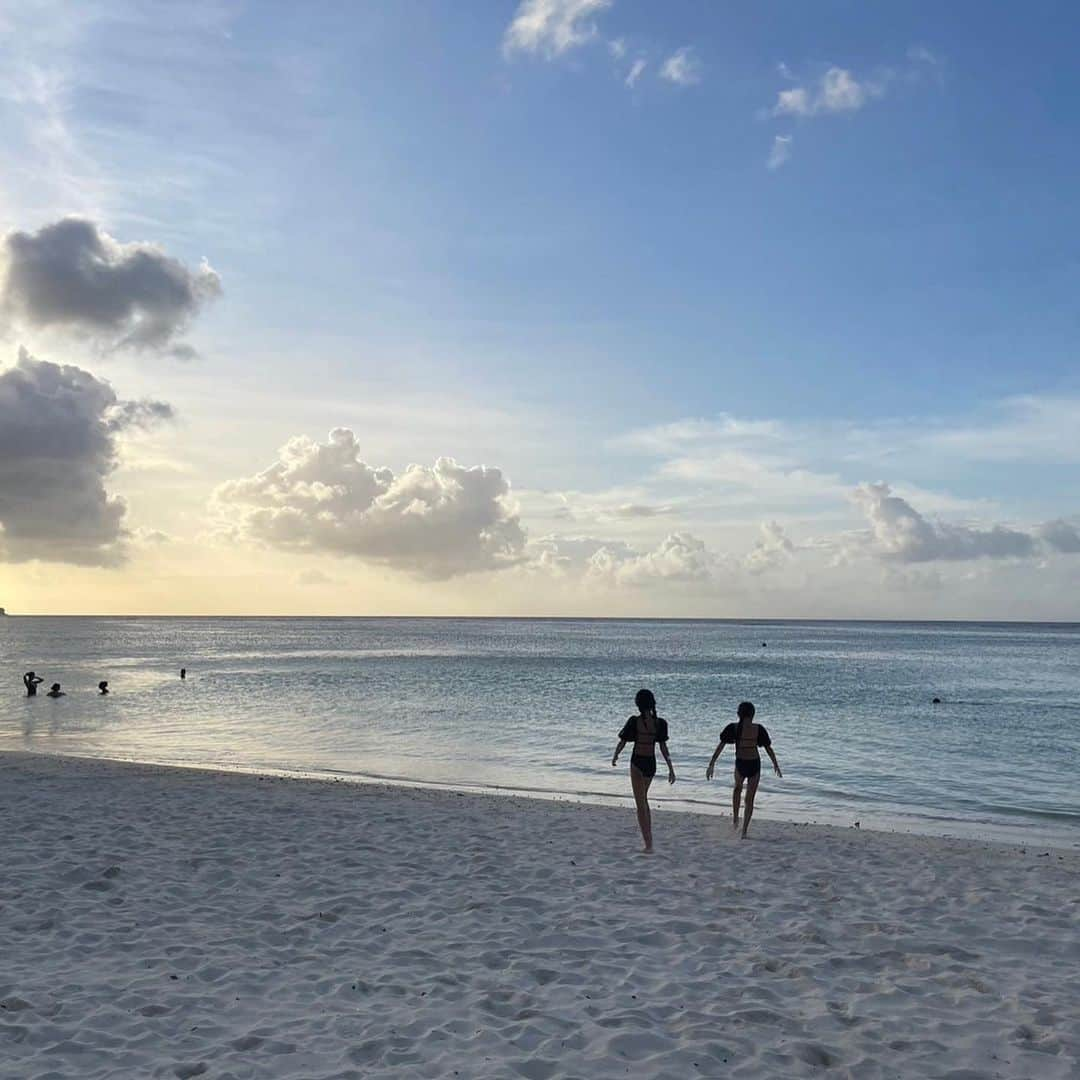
[630,765,654,852]
[741,775,760,839]
[732,774,743,829]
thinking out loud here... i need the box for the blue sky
[0,1,1078,616]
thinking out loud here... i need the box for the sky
[1,0,1078,618]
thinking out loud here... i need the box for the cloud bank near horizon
[213,429,527,580]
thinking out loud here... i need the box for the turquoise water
[1,616,1077,846]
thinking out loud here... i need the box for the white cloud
[503,0,612,58]
[773,66,882,117]
[625,58,647,87]
[767,134,793,170]
[852,483,1036,563]
[213,429,526,579]
[591,532,713,586]
[608,37,626,59]
[0,218,221,355]
[0,347,173,566]
[530,531,715,588]
[528,534,635,577]
[744,521,795,574]
[923,395,1080,465]
[660,47,702,87]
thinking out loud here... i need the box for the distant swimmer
[23,671,44,697]
[46,683,65,698]
[705,701,782,839]
[98,681,109,695]
[932,697,941,704]
[762,642,767,647]
[180,668,187,680]
[611,688,677,854]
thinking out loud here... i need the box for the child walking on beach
[612,689,676,853]
[706,701,781,839]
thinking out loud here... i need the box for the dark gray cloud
[214,428,527,579]
[1039,519,1080,554]
[0,348,173,565]
[853,482,1036,562]
[0,218,221,354]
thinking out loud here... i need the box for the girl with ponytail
[611,688,676,853]
[706,701,782,838]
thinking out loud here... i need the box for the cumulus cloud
[773,67,882,117]
[767,134,793,170]
[0,218,221,354]
[536,533,712,586]
[528,534,636,577]
[660,47,702,86]
[852,483,1036,562]
[213,428,526,579]
[744,521,795,574]
[0,348,173,565]
[1039,519,1080,554]
[530,532,715,587]
[605,532,712,585]
[503,0,612,58]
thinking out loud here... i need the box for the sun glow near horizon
[1,2,1078,620]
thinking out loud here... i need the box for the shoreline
[3,746,1075,852]
[3,751,1078,1078]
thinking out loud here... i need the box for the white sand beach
[1,752,1077,1080]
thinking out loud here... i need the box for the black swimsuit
[620,715,668,778]
[734,720,764,780]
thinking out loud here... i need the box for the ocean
[1,616,1077,846]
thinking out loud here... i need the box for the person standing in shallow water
[612,689,676,853]
[23,671,44,697]
[706,701,782,839]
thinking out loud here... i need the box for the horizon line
[2,613,1078,626]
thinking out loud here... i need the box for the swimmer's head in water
[737,701,755,720]
[50,683,61,692]
[634,688,656,716]
[98,681,108,691]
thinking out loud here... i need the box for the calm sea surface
[1,617,1077,846]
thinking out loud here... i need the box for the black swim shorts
[735,758,761,780]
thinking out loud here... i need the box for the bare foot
[642,845,654,854]
[732,816,740,830]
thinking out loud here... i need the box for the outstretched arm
[766,746,782,777]
[705,740,727,780]
[611,739,627,767]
